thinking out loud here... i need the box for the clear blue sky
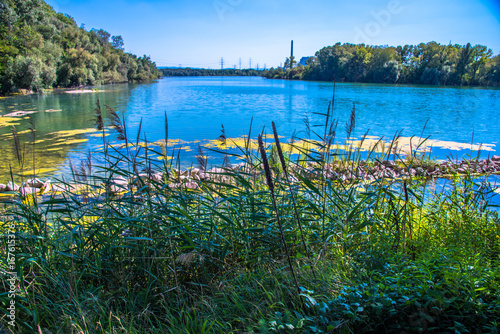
[45,0,500,69]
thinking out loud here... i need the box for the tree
[373,60,401,83]
[469,45,492,85]
[112,35,124,51]
[284,56,296,70]
[349,45,371,82]
[0,0,18,29]
[454,43,474,85]
[5,55,43,91]
[91,28,110,47]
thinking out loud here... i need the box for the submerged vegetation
[265,42,500,86]
[0,0,159,95]
[1,94,499,333]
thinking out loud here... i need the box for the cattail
[272,122,316,279]
[95,99,104,131]
[258,135,274,194]
[258,134,301,297]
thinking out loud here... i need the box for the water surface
[1,77,499,180]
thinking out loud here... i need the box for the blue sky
[45,0,500,69]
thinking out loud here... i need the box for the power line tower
[220,57,224,70]
[249,58,252,69]
[239,58,241,70]
[290,40,294,69]
[257,63,259,71]
[264,63,266,70]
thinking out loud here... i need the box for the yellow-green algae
[48,128,99,138]
[18,167,59,176]
[0,117,20,128]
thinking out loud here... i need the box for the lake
[1,76,499,181]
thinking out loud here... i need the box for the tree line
[160,68,262,77]
[264,42,500,86]
[0,0,160,95]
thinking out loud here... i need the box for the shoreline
[0,78,160,98]
[2,156,499,199]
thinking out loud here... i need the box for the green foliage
[265,42,500,87]
[293,256,500,333]
[160,67,262,77]
[0,0,159,94]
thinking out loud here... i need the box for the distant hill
[0,0,159,94]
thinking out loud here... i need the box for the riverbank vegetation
[265,42,500,86]
[0,0,159,95]
[1,97,499,333]
[160,67,263,77]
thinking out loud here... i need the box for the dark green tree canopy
[0,0,159,94]
[265,41,499,87]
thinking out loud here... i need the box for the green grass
[1,105,500,333]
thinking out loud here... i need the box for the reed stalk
[272,121,316,279]
[257,134,301,297]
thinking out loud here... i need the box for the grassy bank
[1,102,500,333]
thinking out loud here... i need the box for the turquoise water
[1,76,499,179]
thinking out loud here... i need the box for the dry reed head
[303,114,311,138]
[196,144,207,171]
[78,159,88,182]
[176,252,202,266]
[218,124,226,146]
[258,134,274,194]
[106,105,126,141]
[95,99,104,131]
[11,126,22,166]
[326,119,338,148]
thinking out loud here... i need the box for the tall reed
[258,134,301,297]
[272,121,316,279]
